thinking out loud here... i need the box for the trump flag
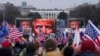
[85,20,100,47]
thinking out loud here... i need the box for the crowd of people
[0,36,100,56]
[0,19,100,56]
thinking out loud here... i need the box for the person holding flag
[72,20,100,55]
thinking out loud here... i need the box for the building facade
[30,9,69,19]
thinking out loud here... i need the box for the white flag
[72,29,80,47]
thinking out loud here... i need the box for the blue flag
[1,20,9,37]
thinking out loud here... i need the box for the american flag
[85,20,100,47]
[56,31,68,45]
[9,26,23,41]
[37,28,45,42]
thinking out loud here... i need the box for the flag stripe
[84,20,100,47]
[9,26,23,39]
[95,37,100,46]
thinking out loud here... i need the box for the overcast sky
[0,0,99,9]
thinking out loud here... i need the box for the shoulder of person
[19,48,26,56]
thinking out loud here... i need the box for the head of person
[32,19,55,35]
[2,40,11,48]
[69,20,79,30]
[26,43,36,54]
[44,39,57,52]
[20,20,30,29]
[0,47,12,56]
[64,46,74,56]
[81,40,96,53]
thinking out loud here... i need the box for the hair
[0,47,12,56]
[64,46,74,56]
[57,44,65,50]
[17,20,30,27]
[44,39,57,52]
[26,43,36,55]
[81,40,96,53]
[32,19,55,34]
